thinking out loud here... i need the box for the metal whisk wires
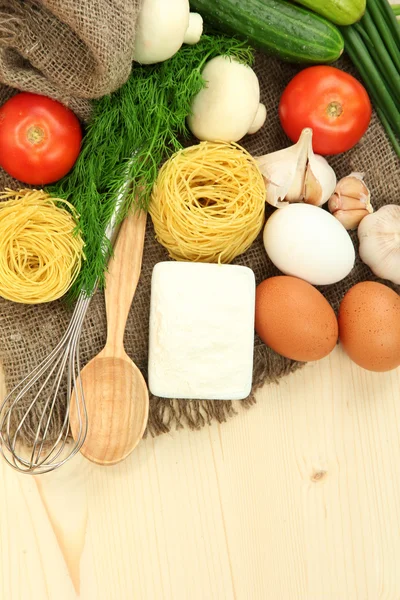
[0,158,135,474]
[0,292,91,474]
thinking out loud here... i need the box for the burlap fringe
[0,1,22,45]
[145,344,302,437]
[146,397,237,437]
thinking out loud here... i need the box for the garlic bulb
[329,173,373,230]
[358,205,400,284]
[256,128,336,208]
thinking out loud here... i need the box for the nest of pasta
[0,189,85,304]
[150,141,266,264]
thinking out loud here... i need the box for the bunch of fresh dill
[50,35,253,302]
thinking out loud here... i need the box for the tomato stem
[326,101,343,118]
[27,126,45,145]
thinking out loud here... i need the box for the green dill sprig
[49,35,253,302]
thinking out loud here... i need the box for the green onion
[353,22,400,107]
[376,107,400,158]
[341,26,400,135]
[341,1,400,158]
[392,4,400,16]
[365,2,400,72]
[374,0,400,46]
[341,26,400,133]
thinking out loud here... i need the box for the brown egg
[338,282,400,372]
[255,276,338,362]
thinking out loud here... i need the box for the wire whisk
[0,292,91,474]
[0,168,133,474]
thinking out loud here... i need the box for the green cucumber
[190,0,344,64]
[293,0,366,26]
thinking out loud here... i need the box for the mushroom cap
[187,56,261,142]
[134,0,190,65]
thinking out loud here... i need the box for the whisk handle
[100,152,141,270]
[104,210,147,354]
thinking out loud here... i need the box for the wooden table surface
[1,345,399,600]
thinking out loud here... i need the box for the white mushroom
[187,56,267,143]
[133,0,203,65]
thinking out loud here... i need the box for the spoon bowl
[70,354,148,465]
[70,211,149,465]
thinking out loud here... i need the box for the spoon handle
[104,210,147,355]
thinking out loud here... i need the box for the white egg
[263,204,355,285]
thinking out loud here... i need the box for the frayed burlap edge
[144,344,303,437]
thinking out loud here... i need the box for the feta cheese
[148,262,255,400]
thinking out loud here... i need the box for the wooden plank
[1,345,399,599]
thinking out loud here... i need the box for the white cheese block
[148,262,255,400]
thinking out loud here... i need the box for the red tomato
[279,66,372,155]
[0,92,82,184]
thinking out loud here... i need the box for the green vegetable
[392,4,400,16]
[353,22,400,105]
[341,22,400,158]
[376,106,400,157]
[376,0,400,45]
[190,0,344,64]
[365,0,400,72]
[49,35,253,302]
[293,0,366,26]
[340,0,400,157]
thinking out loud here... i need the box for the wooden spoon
[70,211,149,465]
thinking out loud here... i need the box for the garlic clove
[328,193,340,213]
[285,131,310,202]
[358,205,400,284]
[303,162,323,206]
[256,128,311,207]
[301,129,336,206]
[335,172,371,203]
[328,193,370,213]
[332,172,373,211]
[304,154,337,206]
[329,172,373,230]
[259,148,301,207]
[256,127,337,208]
[333,209,370,230]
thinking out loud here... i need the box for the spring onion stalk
[353,22,400,107]
[375,0,400,45]
[341,27,400,160]
[376,107,400,158]
[341,27,400,133]
[341,0,400,157]
[365,2,400,72]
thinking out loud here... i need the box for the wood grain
[70,211,149,466]
[1,345,400,599]
[104,210,147,357]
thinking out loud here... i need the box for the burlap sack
[0,52,399,444]
[0,0,142,120]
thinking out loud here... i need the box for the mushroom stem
[248,103,267,134]
[183,13,203,45]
